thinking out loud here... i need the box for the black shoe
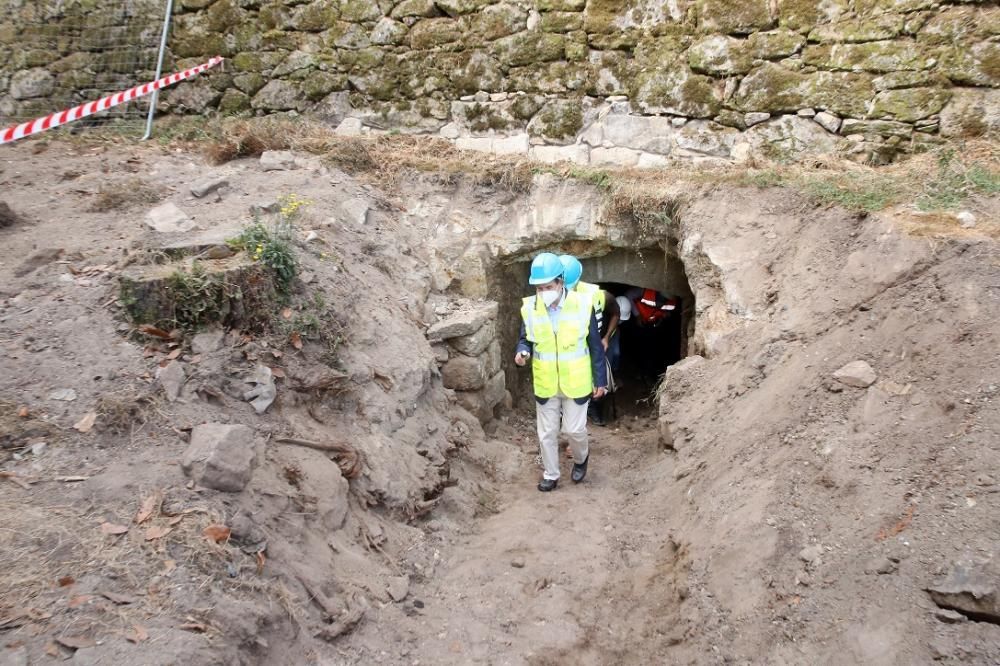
[571,455,589,483]
[537,478,558,492]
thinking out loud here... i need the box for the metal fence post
[142,0,174,140]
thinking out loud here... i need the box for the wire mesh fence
[0,0,169,138]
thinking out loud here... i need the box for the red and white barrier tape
[0,56,224,145]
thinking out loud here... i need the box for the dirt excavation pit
[1,137,1000,665]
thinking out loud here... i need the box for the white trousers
[536,395,590,481]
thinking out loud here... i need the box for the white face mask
[539,289,561,307]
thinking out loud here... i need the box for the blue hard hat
[558,255,583,289]
[528,252,563,285]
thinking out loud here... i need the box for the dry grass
[87,178,162,212]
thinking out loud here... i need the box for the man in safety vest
[515,252,608,491]
[559,254,619,426]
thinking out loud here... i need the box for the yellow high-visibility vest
[575,281,605,329]
[520,290,593,399]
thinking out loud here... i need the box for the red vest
[635,289,676,324]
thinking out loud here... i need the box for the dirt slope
[1,137,999,666]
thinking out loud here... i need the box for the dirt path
[340,411,682,666]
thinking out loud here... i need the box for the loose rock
[259,151,298,172]
[799,544,823,565]
[145,202,195,233]
[181,423,257,492]
[387,575,410,602]
[934,608,967,624]
[157,360,186,402]
[243,365,276,414]
[190,176,229,198]
[191,328,225,355]
[832,360,877,388]
[927,558,1000,623]
[426,301,498,341]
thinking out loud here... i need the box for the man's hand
[514,351,529,367]
[592,386,607,399]
[601,337,609,351]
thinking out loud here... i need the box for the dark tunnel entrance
[494,246,695,424]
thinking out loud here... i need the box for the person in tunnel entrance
[558,255,619,426]
[515,252,608,492]
[623,286,679,387]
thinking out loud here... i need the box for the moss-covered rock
[777,0,849,33]
[233,72,267,95]
[338,0,382,23]
[918,7,999,46]
[370,17,409,44]
[803,40,936,72]
[251,79,306,110]
[940,41,1000,87]
[872,70,944,90]
[171,30,229,59]
[538,0,586,10]
[218,88,252,114]
[564,30,588,61]
[632,64,721,118]
[688,35,753,75]
[855,0,935,14]
[325,21,372,48]
[206,0,242,33]
[232,51,287,73]
[492,31,565,67]
[506,61,592,94]
[301,70,347,100]
[732,62,807,112]
[436,0,493,17]
[748,29,805,59]
[808,14,904,43]
[697,0,773,35]
[540,11,584,32]
[587,28,641,50]
[939,88,1000,138]
[258,2,291,31]
[408,17,462,49]
[582,0,637,34]
[272,51,318,77]
[870,87,950,122]
[839,118,912,139]
[390,0,438,18]
[526,98,583,144]
[469,4,527,41]
[291,1,340,32]
[509,93,545,120]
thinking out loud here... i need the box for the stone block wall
[2,0,998,164]
[427,299,507,423]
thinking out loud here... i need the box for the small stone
[473,91,489,103]
[204,245,234,259]
[250,201,280,216]
[814,111,842,134]
[956,211,976,228]
[489,92,508,102]
[671,117,687,127]
[157,360,186,402]
[31,441,47,456]
[259,150,298,172]
[334,117,364,137]
[934,608,967,624]
[48,388,77,401]
[145,202,195,233]
[191,329,225,355]
[744,112,771,127]
[832,360,877,388]
[511,557,525,568]
[388,575,410,602]
[243,365,276,414]
[190,176,229,198]
[865,556,898,575]
[181,423,257,492]
[799,544,823,565]
[797,108,816,117]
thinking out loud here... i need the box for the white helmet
[616,295,632,321]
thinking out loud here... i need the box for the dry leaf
[270,349,283,359]
[99,591,136,605]
[17,405,29,418]
[135,493,159,524]
[55,635,96,650]
[179,621,208,633]
[202,524,231,544]
[67,595,93,609]
[289,331,303,350]
[145,525,172,541]
[162,560,177,575]
[137,324,173,340]
[166,348,182,360]
[0,471,31,490]
[168,515,183,526]
[44,641,60,657]
[281,308,293,319]
[57,576,75,587]
[270,367,286,379]
[73,412,97,433]
[100,522,129,535]
[125,624,148,643]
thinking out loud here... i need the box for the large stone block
[870,87,951,122]
[442,353,488,390]
[675,120,739,158]
[940,41,1000,88]
[939,88,1000,138]
[10,67,54,99]
[450,320,496,356]
[455,371,506,423]
[530,144,591,164]
[251,80,305,111]
[745,116,841,161]
[927,557,1000,623]
[408,17,462,49]
[633,65,721,118]
[526,99,583,144]
[590,146,641,167]
[428,301,499,341]
[688,35,753,76]
[181,424,257,492]
[802,40,936,73]
[697,0,774,34]
[808,14,904,43]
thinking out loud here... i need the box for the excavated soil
[1,138,999,666]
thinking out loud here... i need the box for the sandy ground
[1,137,999,665]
